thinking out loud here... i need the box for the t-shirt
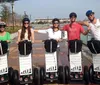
[63,22,84,40]
[38,28,61,40]
[89,19,100,40]
[0,32,10,41]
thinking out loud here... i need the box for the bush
[5,26,21,33]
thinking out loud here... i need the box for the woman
[0,22,10,42]
[34,18,62,42]
[17,18,34,43]
[34,18,62,65]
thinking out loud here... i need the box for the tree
[0,4,11,23]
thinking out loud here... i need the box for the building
[34,18,70,24]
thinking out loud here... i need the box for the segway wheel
[8,67,13,83]
[33,68,40,85]
[84,66,89,84]
[40,67,45,85]
[89,64,94,83]
[64,66,70,84]
[58,66,65,84]
[13,70,19,85]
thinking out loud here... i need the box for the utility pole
[11,0,14,30]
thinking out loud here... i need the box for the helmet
[22,18,30,23]
[52,18,60,24]
[0,22,6,27]
[69,12,77,18]
[86,10,94,17]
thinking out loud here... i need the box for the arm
[80,25,90,35]
[7,32,11,43]
[31,29,34,43]
[77,21,89,27]
[16,30,21,44]
[34,29,47,34]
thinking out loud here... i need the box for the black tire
[33,68,40,85]
[64,66,70,84]
[84,66,89,84]
[40,67,45,85]
[8,67,13,84]
[12,70,19,85]
[58,66,65,84]
[89,64,94,83]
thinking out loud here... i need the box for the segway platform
[45,52,58,82]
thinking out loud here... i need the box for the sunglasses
[87,14,93,17]
[0,25,5,28]
[24,22,29,24]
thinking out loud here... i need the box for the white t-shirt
[89,19,100,40]
[38,28,62,47]
[38,28,61,40]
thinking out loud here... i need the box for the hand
[87,26,91,30]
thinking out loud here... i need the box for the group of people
[0,10,99,49]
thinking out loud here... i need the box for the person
[34,18,63,65]
[62,12,90,41]
[34,18,62,42]
[17,18,34,43]
[0,22,10,42]
[78,10,100,40]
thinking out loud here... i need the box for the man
[78,10,100,40]
[62,12,89,40]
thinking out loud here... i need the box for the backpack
[44,39,58,53]
[18,40,32,55]
[69,40,82,53]
[87,40,100,54]
[0,41,8,55]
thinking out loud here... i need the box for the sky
[6,0,100,21]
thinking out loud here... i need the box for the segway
[0,41,14,85]
[64,40,89,84]
[12,40,38,85]
[87,39,100,84]
[40,39,65,85]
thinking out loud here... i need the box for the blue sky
[9,0,100,21]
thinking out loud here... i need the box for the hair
[20,23,31,40]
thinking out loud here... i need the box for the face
[53,21,59,28]
[0,25,5,32]
[87,13,95,21]
[23,21,29,28]
[70,16,76,22]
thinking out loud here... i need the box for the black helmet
[52,18,60,24]
[22,18,30,23]
[69,12,77,18]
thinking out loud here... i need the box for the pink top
[63,22,84,40]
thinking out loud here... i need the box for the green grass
[5,26,21,33]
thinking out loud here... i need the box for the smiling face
[53,21,59,28]
[23,21,30,28]
[87,13,95,21]
[0,25,5,32]
[70,16,76,23]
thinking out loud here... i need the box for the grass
[5,26,21,33]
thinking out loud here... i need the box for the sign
[0,54,8,75]
[45,52,57,72]
[19,54,32,75]
[93,54,100,72]
[70,52,82,72]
